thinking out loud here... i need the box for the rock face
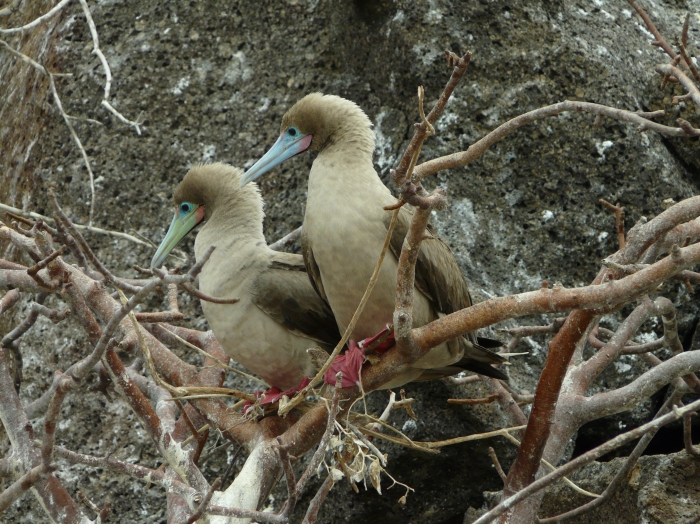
[538,451,700,524]
[468,451,700,523]
[1,0,699,522]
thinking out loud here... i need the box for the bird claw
[358,324,395,353]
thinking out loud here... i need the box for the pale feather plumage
[285,94,506,385]
[172,163,340,390]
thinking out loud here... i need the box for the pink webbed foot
[242,377,311,413]
[260,376,311,405]
[325,340,365,388]
[324,325,396,388]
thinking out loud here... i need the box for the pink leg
[260,376,311,405]
[243,377,312,412]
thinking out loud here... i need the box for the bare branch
[392,50,471,186]
[269,226,302,251]
[41,375,72,468]
[578,350,700,423]
[599,199,626,249]
[301,474,334,524]
[55,446,198,501]
[0,289,21,315]
[626,0,677,60]
[0,0,72,34]
[185,477,221,524]
[50,191,144,293]
[413,237,700,354]
[447,394,499,405]
[539,388,683,523]
[675,36,700,82]
[0,41,99,223]
[573,298,655,390]
[474,397,700,524]
[656,64,700,111]
[0,202,149,246]
[488,447,507,484]
[0,463,55,515]
[413,101,698,180]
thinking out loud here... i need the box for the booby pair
[151,163,340,395]
[241,93,506,387]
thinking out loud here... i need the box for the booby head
[240,93,374,186]
[151,163,262,268]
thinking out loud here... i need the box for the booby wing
[386,207,474,319]
[300,227,330,305]
[385,206,507,376]
[251,250,340,347]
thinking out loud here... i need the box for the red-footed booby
[151,163,341,397]
[241,93,507,388]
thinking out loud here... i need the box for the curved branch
[412,101,697,180]
[579,350,700,423]
[656,63,700,111]
[572,298,655,391]
[413,241,700,354]
[0,0,72,34]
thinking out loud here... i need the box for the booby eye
[287,127,298,137]
[180,202,193,214]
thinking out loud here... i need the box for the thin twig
[0,202,149,246]
[50,191,143,293]
[300,474,334,524]
[0,41,98,223]
[676,36,700,82]
[0,463,55,514]
[0,0,72,34]
[656,64,700,112]
[627,0,677,59]
[269,226,302,251]
[412,100,699,180]
[599,199,626,249]
[488,447,507,484]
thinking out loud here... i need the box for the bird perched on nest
[241,93,507,388]
[151,162,341,401]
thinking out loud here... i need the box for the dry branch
[412,101,699,180]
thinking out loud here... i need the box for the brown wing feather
[384,207,505,367]
[300,227,329,304]
[386,207,473,318]
[251,250,340,347]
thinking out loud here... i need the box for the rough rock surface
[466,451,700,523]
[1,0,700,522]
[538,450,700,523]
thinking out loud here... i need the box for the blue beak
[150,206,204,268]
[240,132,312,186]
